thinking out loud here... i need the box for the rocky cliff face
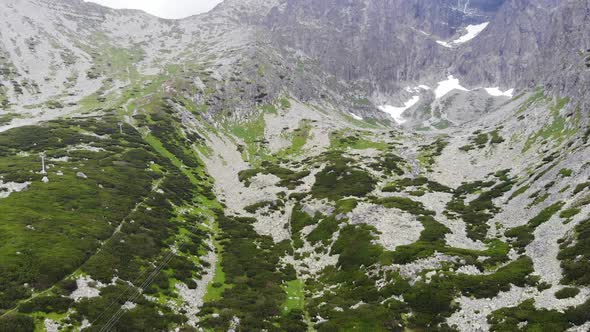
[264,0,495,90]
[264,0,589,102]
[455,0,590,95]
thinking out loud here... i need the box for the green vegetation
[0,119,157,310]
[0,97,220,330]
[382,176,452,194]
[509,184,530,200]
[311,152,376,201]
[244,200,281,213]
[228,114,267,164]
[279,98,292,110]
[393,256,534,328]
[199,213,305,331]
[202,219,230,303]
[459,144,475,152]
[386,216,509,266]
[238,162,310,189]
[523,97,578,152]
[559,168,573,177]
[490,129,506,144]
[386,216,450,264]
[18,296,73,314]
[555,287,580,299]
[282,279,304,314]
[330,131,388,151]
[528,190,550,208]
[558,218,590,285]
[432,119,451,130]
[352,97,371,106]
[2,37,587,332]
[375,196,435,216]
[0,313,34,332]
[460,129,505,151]
[332,224,384,269]
[369,152,406,176]
[73,282,185,331]
[474,132,490,146]
[261,104,277,114]
[573,182,590,195]
[489,298,590,332]
[276,120,312,157]
[418,138,448,170]
[335,198,359,214]
[454,256,534,298]
[446,172,515,241]
[307,225,411,331]
[308,216,341,246]
[505,201,565,252]
[516,88,548,114]
[559,207,581,220]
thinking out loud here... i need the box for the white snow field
[378,95,420,124]
[434,75,470,99]
[437,22,490,48]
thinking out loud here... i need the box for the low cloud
[85,0,223,19]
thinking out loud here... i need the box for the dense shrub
[488,299,569,332]
[446,176,515,241]
[375,197,434,216]
[332,225,383,270]
[0,314,34,332]
[18,295,73,314]
[558,218,590,285]
[555,287,580,299]
[312,153,375,201]
[199,212,295,331]
[506,201,564,251]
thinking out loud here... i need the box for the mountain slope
[0,0,589,332]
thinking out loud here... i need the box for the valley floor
[0,72,589,332]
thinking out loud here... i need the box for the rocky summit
[0,0,589,331]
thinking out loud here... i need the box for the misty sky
[84,0,224,19]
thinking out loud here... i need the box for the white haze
[84,0,223,19]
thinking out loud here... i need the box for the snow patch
[378,96,420,124]
[405,85,431,93]
[434,75,469,99]
[349,112,363,120]
[484,87,514,98]
[436,22,490,48]
[454,22,490,44]
[437,40,453,48]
